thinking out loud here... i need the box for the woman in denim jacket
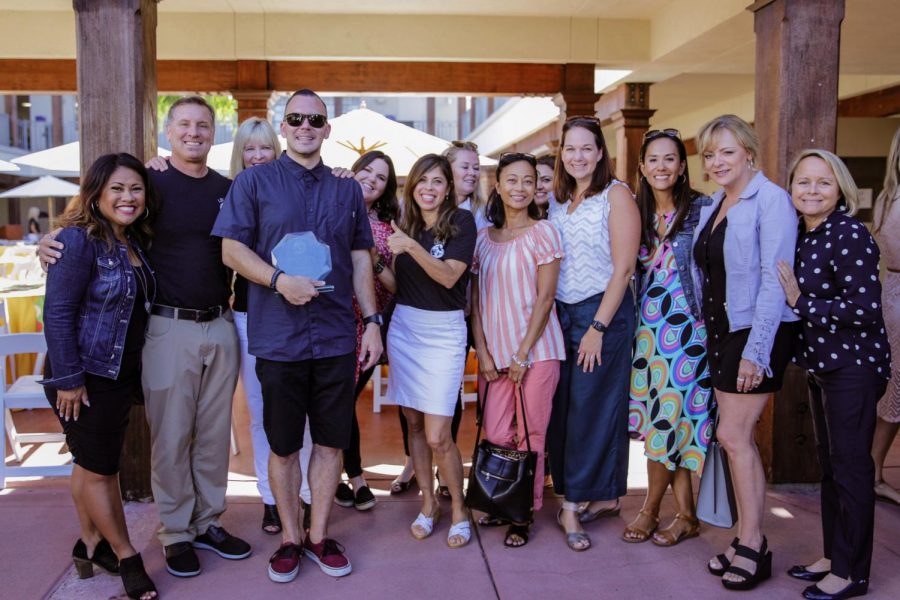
[693,115,798,591]
[626,129,714,547]
[41,153,159,600]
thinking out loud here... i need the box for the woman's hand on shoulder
[38,228,64,271]
[145,156,169,172]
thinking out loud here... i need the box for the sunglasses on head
[283,113,328,129]
[565,115,602,125]
[450,140,479,151]
[499,152,537,165]
[643,128,681,141]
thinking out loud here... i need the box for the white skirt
[387,304,467,417]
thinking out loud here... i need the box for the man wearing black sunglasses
[214,88,382,584]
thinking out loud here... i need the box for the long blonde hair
[874,127,900,234]
[230,117,281,178]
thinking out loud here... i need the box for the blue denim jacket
[41,227,155,390]
[639,194,712,321]
[691,171,799,375]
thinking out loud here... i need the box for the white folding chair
[371,364,393,413]
[0,332,72,488]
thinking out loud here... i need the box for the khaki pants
[143,311,239,546]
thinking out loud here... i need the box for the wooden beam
[595,82,652,126]
[838,84,900,117]
[0,59,77,92]
[269,60,564,95]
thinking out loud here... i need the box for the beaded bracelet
[510,353,532,369]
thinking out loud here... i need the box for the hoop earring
[141,207,151,221]
[678,174,686,185]
[91,201,98,214]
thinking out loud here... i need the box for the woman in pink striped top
[470,153,565,548]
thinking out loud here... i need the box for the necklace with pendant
[134,262,151,313]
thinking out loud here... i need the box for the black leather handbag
[697,418,738,528]
[464,382,537,524]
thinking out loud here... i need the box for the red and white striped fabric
[471,220,566,370]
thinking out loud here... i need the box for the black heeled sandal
[722,537,772,591]
[261,503,282,535]
[120,553,158,600]
[707,537,740,576]
[72,538,120,578]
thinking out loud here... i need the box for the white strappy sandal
[410,506,441,540]
[447,519,472,548]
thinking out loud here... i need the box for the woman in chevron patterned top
[546,116,641,552]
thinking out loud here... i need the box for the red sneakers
[303,538,352,577]
[267,543,302,583]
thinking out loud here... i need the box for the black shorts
[707,322,796,394]
[256,353,357,456]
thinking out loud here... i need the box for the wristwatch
[363,313,384,327]
[590,320,607,333]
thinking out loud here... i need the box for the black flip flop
[504,523,530,548]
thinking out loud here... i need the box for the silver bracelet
[510,353,532,369]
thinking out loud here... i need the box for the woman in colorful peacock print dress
[627,129,714,547]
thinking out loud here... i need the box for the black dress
[45,262,153,476]
[693,204,793,393]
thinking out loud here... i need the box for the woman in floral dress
[628,129,714,546]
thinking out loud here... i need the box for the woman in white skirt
[387,153,477,548]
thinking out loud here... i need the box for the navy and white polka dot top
[792,210,891,379]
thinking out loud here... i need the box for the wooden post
[555,63,600,118]
[231,60,271,123]
[749,0,845,484]
[426,97,436,135]
[73,0,158,500]
[608,83,655,190]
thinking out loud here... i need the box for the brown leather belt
[150,304,226,322]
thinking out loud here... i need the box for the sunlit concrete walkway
[3,389,900,599]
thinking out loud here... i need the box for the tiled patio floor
[3,387,900,599]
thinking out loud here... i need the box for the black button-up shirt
[792,210,891,378]
[212,152,373,362]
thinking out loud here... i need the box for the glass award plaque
[272,232,335,293]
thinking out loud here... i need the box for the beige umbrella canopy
[0,158,19,173]
[0,175,81,228]
[12,142,171,178]
[207,107,496,177]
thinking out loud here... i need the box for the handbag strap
[472,379,534,454]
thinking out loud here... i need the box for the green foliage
[157,94,237,129]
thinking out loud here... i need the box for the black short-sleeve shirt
[395,209,477,311]
[148,166,232,309]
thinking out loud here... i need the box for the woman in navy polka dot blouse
[777,149,890,600]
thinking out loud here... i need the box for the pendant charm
[430,242,445,258]
[145,301,151,313]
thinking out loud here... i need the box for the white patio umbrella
[0,175,81,228]
[206,107,496,177]
[12,142,171,178]
[0,158,19,173]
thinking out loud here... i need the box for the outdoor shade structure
[207,107,497,176]
[0,158,19,173]
[12,142,171,178]
[0,175,81,228]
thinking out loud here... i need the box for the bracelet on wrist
[373,257,385,274]
[270,268,284,290]
[510,353,532,369]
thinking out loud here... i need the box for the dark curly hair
[60,153,158,251]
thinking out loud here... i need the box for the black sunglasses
[499,152,537,165]
[284,113,328,129]
[643,128,681,141]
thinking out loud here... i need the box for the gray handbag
[697,422,738,528]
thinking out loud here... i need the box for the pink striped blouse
[471,220,566,370]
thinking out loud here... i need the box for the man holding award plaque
[213,89,382,583]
